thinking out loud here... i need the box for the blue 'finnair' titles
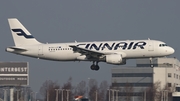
[76,42,146,50]
[6,18,175,71]
[12,29,34,39]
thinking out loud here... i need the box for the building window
[112,83,153,87]
[176,87,180,92]
[112,73,153,77]
[168,73,171,77]
[174,74,176,78]
[168,83,171,87]
[177,75,178,79]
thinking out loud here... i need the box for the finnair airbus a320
[6,18,175,70]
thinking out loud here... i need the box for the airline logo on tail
[12,29,34,39]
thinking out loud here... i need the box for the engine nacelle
[105,54,126,65]
[77,55,87,60]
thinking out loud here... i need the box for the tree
[39,80,60,101]
[12,86,33,101]
[123,82,134,101]
[74,80,86,96]
[160,83,172,101]
[144,81,161,101]
[88,79,98,101]
[110,80,121,101]
[98,80,109,101]
[61,77,73,101]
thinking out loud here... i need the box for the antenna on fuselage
[75,40,77,43]
[148,38,150,40]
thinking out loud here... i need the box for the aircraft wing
[69,45,105,57]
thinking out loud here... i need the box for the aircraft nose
[168,47,175,55]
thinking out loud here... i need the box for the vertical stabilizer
[8,18,41,46]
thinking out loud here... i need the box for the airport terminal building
[111,57,180,101]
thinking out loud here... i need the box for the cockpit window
[159,44,168,47]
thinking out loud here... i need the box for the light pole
[34,92,37,101]
[47,90,49,101]
[30,92,37,101]
[144,90,146,101]
[25,91,28,101]
[115,90,119,101]
[112,89,115,101]
[66,89,70,101]
[10,88,14,101]
[3,89,8,101]
[60,89,64,101]
[17,89,20,101]
[87,78,90,98]
[164,90,168,101]
[107,89,111,101]
[55,89,60,101]
[30,92,34,101]
[20,90,23,101]
[95,90,98,101]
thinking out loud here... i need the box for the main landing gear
[149,57,154,68]
[90,61,100,71]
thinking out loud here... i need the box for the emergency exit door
[148,41,154,51]
[38,45,43,57]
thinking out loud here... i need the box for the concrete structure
[111,57,180,101]
[0,62,29,101]
[172,84,180,101]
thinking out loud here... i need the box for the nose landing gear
[90,61,100,71]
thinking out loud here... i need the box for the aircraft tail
[8,18,41,46]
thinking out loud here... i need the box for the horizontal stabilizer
[6,46,27,52]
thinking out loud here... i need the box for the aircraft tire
[90,64,96,70]
[95,65,100,71]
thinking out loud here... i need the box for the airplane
[6,18,175,71]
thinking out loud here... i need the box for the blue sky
[0,1,180,92]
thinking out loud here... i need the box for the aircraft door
[148,41,154,51]
[38,45,43,58]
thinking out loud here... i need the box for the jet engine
[105,54,126,65]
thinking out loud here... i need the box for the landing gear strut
[149,57,154,68]
[90,61,100,71]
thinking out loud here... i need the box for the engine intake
[105,54,126,65]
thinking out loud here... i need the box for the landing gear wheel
[90,61,100,71]
[90,64,96,70]
[95,65,100,71]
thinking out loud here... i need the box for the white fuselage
[6,39,174,62]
